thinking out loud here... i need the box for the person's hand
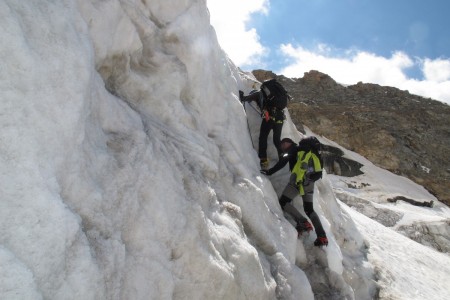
[260,169,272,176]
[303,172,312,186]
[303,177,311,186]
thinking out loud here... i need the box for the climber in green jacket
[261,137,328,247]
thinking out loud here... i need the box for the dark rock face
[321,144,364,177]
[252,69,450,206]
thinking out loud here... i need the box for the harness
[291,150,322,195]
[261,107,285,123]
[260,88,285,123]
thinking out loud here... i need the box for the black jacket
[243,90,284,121]
[266,143,299,175]
[266,143,323,181]
[242,90,263,109]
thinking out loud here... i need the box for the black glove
[260,169,272,176]
[303,176,311,186]
[239,90,244,102]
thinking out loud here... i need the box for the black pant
[279,174,326,238]
[258,119,283,159]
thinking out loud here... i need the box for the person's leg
[258,120,272,170]
[283,202,307,224]
[272,121,283,158]
[258,120,272,159]
[279,174,298,207]
[302,182,326,238]
[279,174,308,225]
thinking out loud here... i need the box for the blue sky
[208,0,450,104]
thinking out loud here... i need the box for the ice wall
[1,0,312,299]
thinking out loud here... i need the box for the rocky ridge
[253,69,450,206]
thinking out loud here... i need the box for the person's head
[280,137,294,152]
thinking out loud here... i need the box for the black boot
[314,236,328,247]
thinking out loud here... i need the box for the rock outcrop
[253,69,450,206]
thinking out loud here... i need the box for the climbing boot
[314,236,328,247]
[260,158,269,170]
[296,221,313,237]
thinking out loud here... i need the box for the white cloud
[423,58,450,82]
[207,1,450,105]
[207,0,268,67]
[279,43,450,104]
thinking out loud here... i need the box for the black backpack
[298,136,322,157]
[260,79,288,110]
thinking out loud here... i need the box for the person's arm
[261,153,289,175]
[240,91,260,103]
[304,155,322,183]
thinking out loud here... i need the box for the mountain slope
[253,69,450,206]
[1,1,448,300]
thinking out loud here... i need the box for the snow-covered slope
[317,136,450,299]
[1,0,313,299]
[1,1,449,300]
